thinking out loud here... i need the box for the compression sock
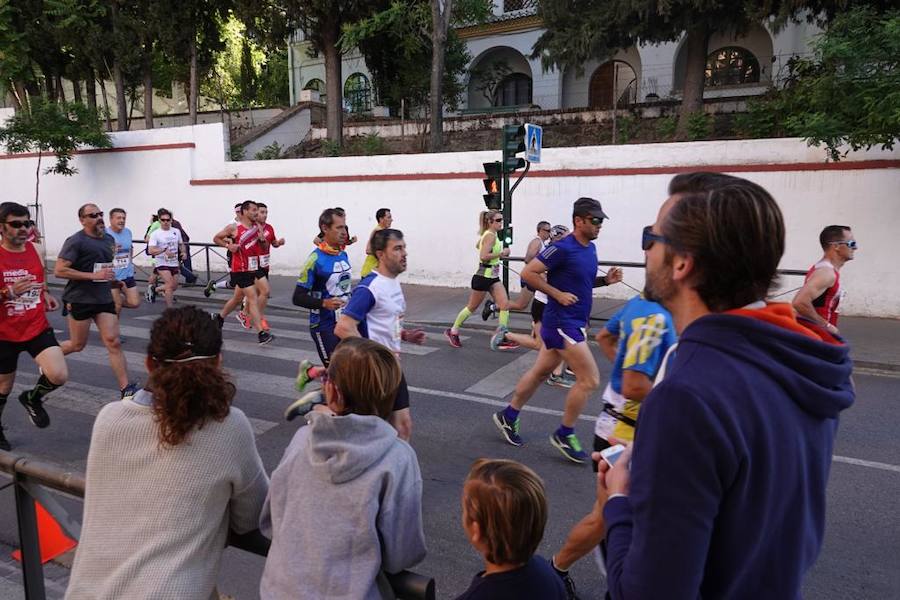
[556,424,575,438]
[215,280,230,290]
[498,309,510,329]
[502,405,520,422]
[26,374,61,402]
[452,307,472,331]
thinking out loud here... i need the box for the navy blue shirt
[537,234,598,328]
[453,556,566,600]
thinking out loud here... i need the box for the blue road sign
[525,123,542,163]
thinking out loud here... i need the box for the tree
[471,60,512,107]
[533,1,892,139]
[737,7,899,160]
[0,99,111,246]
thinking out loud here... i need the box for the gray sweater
[260,412,427,600]
[66,393,269,600]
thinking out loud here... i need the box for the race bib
[113,253,131,269]
[248,256,259,271]
[491,264,500,278]
[260,254,270,268]
[6,286,41,313]
[393,317,403,342]
[93,262,113,273]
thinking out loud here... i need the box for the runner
[445,210,517,351]
[792,225,857,335]
[333,228,424,441]
[107,208,141,314]
[360,207,392,278]
[203,203,241,297]
[236,202,285,331]
[143,213,160,303]
[211,200,273,345]
[146,208,185,308]
[0,202,68,450]
[492,197,623,464]
[482,220,551,320]
[312,207,357,249]
[54,203,137,398]
[293,208,352,365]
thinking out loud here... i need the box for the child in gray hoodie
[260,337,426,600]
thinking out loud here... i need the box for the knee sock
[498,309,510,329]
[26,374,61,403]
[452,307,472,331]
[502,405,520,422]
[215,280,230,290]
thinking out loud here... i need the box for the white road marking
[831,455,900,473]
[465,353,540,398]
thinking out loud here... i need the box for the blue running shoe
[550,432,588,464]
[492,410,522,446]
[284,391,325,421]
[490,327,508,351]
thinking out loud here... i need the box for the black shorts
[471,275,501,292]
[154,266,180,276]
[0,328,59,374]
[113,276,137,289]
[531,299,545,323]
[256,268,269,280]
[67,302,117,321]
[230,271,257,289]
[592,435,613,472]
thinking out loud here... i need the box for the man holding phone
[598,174,854,599]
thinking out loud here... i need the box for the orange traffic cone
[12,501,77,564]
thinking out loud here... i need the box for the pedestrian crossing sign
[525,123,542,163]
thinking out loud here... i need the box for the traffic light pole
[501,160,530,290]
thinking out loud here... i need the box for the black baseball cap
[573,197,609,220]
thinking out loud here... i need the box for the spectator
[65,306,269,600]
[599,174,854,599]
[260,337,426,600]
[455,459,566,600]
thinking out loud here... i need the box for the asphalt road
[1,299,898,600]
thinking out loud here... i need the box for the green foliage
[471,61,512,107]
[0,99,111,175]
[254,141,283,160]
[229,144,246,161]
[615,114,640,144]
[686,112,713,141]
[321,139,342,157]
[357,132,385,155]
[734,7,899,159]
[656,114,679,140]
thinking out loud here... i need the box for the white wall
[1,119,897,317]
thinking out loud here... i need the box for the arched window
[494,73,532,107]
[303,78,326,103]
[344,73,372,113]
[705,47,760,87]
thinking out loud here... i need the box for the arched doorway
[466,46,533,110]
[589,61,636,109]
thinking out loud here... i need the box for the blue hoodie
[603,304,854,600]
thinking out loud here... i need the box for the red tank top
[0,243,49,342]
[805,260,841,326]
[230,223,262,273]
[258,224,276,269]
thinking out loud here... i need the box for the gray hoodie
[260,412,427,600]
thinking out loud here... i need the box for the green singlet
[476,230,502,279]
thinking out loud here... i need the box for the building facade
[288,1,821,116]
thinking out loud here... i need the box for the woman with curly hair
[66,306,269,600]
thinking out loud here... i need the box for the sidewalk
[47,270,900,371]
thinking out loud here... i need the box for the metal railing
[0,451,435,600]
[129,240,230,286]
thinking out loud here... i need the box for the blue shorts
[540,323,587,349]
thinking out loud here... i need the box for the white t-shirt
[343,273,406,353]
[148,228,183,268]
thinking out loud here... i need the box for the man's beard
[644,261,675,307]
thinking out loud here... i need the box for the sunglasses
[83,211,104,219]
[4,219,34,229]
[540,228,551,233]
[492,218,503,223]
[831,240,858,250]
[159,218,172,222]
[642,225,671,251]
[577,215,604,226]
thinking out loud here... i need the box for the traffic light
[482,161,502,210]
[502,124,526,174]
[501,226,514,246]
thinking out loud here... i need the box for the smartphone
[599,444,626,468]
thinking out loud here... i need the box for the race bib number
[6,286,41,314]
[248,256,259,271]
[113,253,131,269]
[260,254,270,268]
[93,262,113,273]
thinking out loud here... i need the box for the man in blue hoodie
[598,174,854,599]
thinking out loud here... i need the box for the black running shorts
[67,303,117,321]
[530,299,546,323]
[471,275,500,292]
[230,271,257,289]
[0,328,59,374]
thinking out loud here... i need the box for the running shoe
[295,359,325,393]
[284,391,326,421]
[496,339,520,351]
[260,318,271,331]
[560,571,580,600]
[203,280,216,298]
[0,426,11,451]
[481,300,496,321]
[212,313,224,329]
[546,374,574,388]
[492,411,523,446]
[120,383,139,399]
[18,390,50,429]
[236,310,250,329]
[490,327,509,351]
[565,367,576,377]
[258,330,274,345]
[146,284,156,303]
[562,372,577,386]
[550,432,589,464]
[444,328,462,348]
